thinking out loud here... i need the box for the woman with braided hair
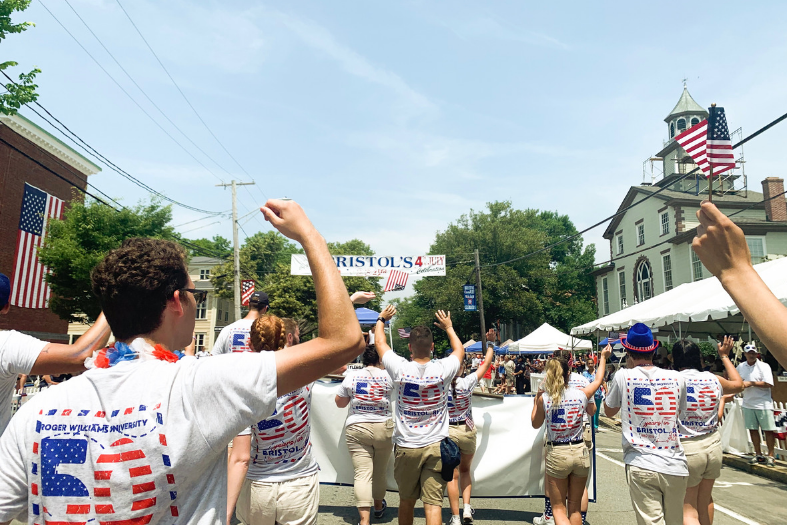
[531,346,610,525]
[227,314,321,525]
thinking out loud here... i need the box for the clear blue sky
[5,0,787,298]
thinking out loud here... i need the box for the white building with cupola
[592,86,787,317]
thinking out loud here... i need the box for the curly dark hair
[91,238,188,341]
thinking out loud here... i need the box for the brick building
[0,113,101,342]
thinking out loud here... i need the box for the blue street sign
[464,284,477,311]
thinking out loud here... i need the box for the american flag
[398,327,411,339]
[241,279,255,306]
[383,269,408,292]
[674,106,735,177]
[10,183,63,308]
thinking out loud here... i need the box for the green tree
[183,235,232,259]
[0,0,40,115]
[38,197,174,322]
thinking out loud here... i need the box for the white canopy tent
[571,257,787,338]
[509,323,593,354]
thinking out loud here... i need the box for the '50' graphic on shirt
[631,386,678,417]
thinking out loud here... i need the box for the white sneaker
[532,514,554,525]
[463,506,474,524]
[448,516,462,525]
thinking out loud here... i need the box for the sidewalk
[598,415,787,484]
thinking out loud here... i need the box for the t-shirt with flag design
[448,374,478,424]
[0,350,278,525]
[211,319,253,355]
[0,330,46,436]
[243,383,319,482]
[677,369,722,439]
[605,366,688,476]
[542,387,588,443]
[338,368,393,427]
[382,352,460,448]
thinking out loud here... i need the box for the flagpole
[708,103,716,203]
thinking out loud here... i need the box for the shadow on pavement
[319,505,542,524]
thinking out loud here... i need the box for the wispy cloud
[439,16,570,50]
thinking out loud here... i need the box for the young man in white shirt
[604,323,688,525]
[212,291,270,355]
[737,343,777,466]
[0,199,365,525]
[375,305,464,525]
[0,273,111,436]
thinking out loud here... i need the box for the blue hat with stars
[0,273,10,309]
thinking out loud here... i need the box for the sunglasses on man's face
[181,289,207,305]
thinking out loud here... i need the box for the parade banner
[310,381,597,499]
[290,254,446,277]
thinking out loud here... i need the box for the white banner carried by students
[290,254,446,278]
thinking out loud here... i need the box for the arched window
[677,118,687,132]
[690,117,700,127]
[670,122,675,138]
[636,260,653,302]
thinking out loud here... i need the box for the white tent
[511,323,593,354]
[571,257,787,337]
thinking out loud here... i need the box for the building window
[690,117,700,127]
[746,237,766,264]
[677,118,687,132]
[195,333,205,352]
[670,122,675,138]
[691,251,704,281]
[637,224,645,246]
[200,269,211,280]
[660,212,670,236]
[218,305,223,322]
[636,260,653,302]
[662,254,673,291]
[618,271,626,309]
[602,277,609,315]
[225,311,229,322]
[617,235,624,255]
[196,298,207,319]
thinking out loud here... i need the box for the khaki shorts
[545,442,590,480]
[236,472,319,525]
[683,430,722,487]
[506,377,514,386]
[449,423,477,455]
[393,442,445,506]
[625,465,687,525]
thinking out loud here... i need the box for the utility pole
[474,249,487,351]
[216,180,255,320]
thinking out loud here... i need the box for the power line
[173,214,229,229]
[39,0,226,184]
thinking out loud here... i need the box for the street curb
[722,454,787,484]
[599,416,620,431]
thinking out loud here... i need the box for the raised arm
[693,201,787,368]
[475,343,495,381]
[263,200,365,396]
[30,313,111,374]
[434,310,464,363]
[715,336,744,394]
[582,345,611,399]
[375,304,397,361]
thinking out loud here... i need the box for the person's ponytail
[544,357,569,405]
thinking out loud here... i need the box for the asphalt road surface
[314,428,786,525]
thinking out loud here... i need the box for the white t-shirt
[448,374,479,423]
[678,369,722,439]
[0,330,46,435]
[338,368,393,426]
[243,383,319,482]
[737,360,774,410]
[605,366,688,476]
[382,352,460,448]
[543,387,589,443]
[0,349,278,525]
[471,357,481,370]
[212,319,254,355]
[569,372,595,406]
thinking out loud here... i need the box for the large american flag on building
[10,183,64,308]
[383,269,408,292]
[241,279,255,306]
[674,105,736,177]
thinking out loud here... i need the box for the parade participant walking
[604,323,688,525]
[212,291,270,354]
[737,342,778,466]
[673,337,743,525]
[227,315,321,525]
[335,346,394,525]
[446,340,495,525]
[0,199,366,525]
[0,272,111,435]
[375,305,464,525]
[531,346,610,525]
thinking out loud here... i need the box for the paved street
[315,428,786,525]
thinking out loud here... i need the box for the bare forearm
[375,320,391,359]
[226,460,248,523]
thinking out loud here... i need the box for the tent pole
[679,322,682,339]
[748,323,752,344]
[389,319,394,351]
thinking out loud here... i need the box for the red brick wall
[0,124,90,342]
[762,177,787,222]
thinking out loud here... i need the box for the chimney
[762,177,787,222]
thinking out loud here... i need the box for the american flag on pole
[241,279,255,306]
[674,106,735,177]
[10,183,64,308]
[383,269,408,292]
[398,327,411,339]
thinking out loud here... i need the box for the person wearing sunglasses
[0,199,366,525]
